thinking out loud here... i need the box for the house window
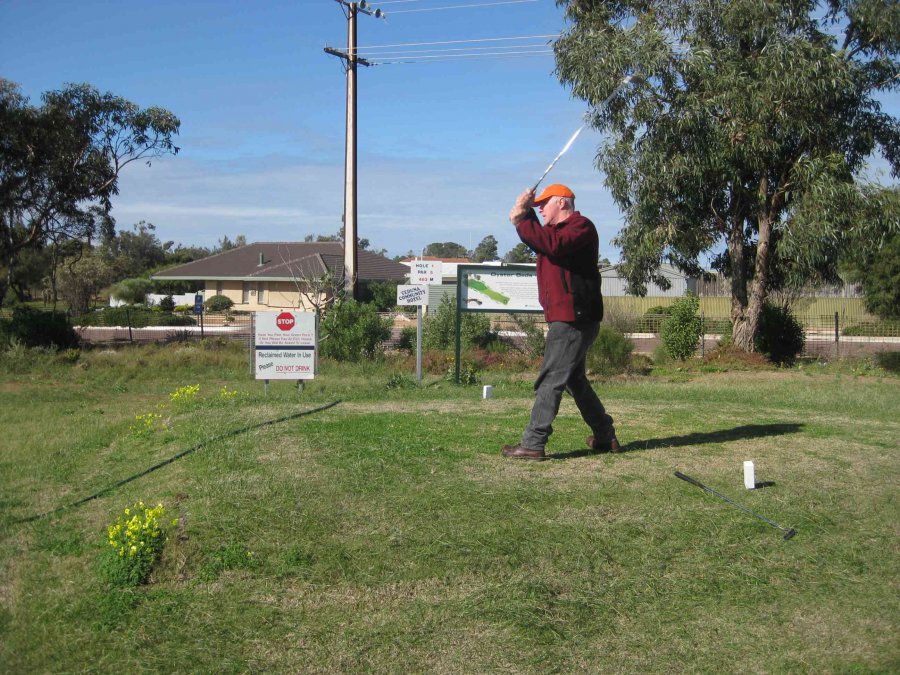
[242,282,250,304]
[257,282,266,304]
[216,282,223,296]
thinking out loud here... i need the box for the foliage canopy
[0,79,180,306]
[554,0,899,351]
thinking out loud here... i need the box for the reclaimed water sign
[255,311,317,380]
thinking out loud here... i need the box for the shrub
[204,294,233,312]
[586,325,634,376]
[386,372,417,389]
[362,280,400,312]
[397,326,417,353]
[320,299,391,361]
[158,295,176,312]
[603,304,639,334]
[756,302,805,366]
[507,313,546,358]
[103,502,171,586]
[423,295,497,350]
[110,278,153,305]
[0,306,79,349]
[660,293,702,360]
[875,351,900,373]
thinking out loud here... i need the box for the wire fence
[485,312,900,360]
[2,306,898,359]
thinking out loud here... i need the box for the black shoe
[501,444,546,460]
[586,434,621,453]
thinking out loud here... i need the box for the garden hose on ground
[10,400,341,525]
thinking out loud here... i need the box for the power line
[357,43,551,57]
[372,50,552,64]
[389,0,540,14]
[355,33,557,50]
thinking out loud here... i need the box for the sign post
[254,311,317,394]
[396,285,428,382]
[397,260,441,383]
[193,293,204,338]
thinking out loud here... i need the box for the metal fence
[3,306,897,359]
[72,310,254,347]
[485,311,900,360]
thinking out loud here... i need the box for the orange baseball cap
[533,183,575,204]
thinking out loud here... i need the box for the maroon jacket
[515,209,604,323]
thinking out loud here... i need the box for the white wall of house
[110,292,202,308]
[203,280,325,312]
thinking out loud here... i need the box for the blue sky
[2,0,897,261]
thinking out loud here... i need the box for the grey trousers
[521,320,615,451]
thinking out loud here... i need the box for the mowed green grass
[0,343,898,673]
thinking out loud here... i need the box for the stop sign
[275,312,295,331]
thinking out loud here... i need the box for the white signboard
[409,260,442,285]
[254,311,317,380]
[459,267,541,312]
[396,285,428,307]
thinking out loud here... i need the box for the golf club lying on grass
[532,73,644,191]
[675,471,797,540]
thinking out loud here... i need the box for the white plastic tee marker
[744,461,755,490]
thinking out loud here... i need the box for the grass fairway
[0,343,897,673]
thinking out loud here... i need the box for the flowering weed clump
[218,385,239,400]
[103,502,173,586]
[129,412,162,438]
[169,383,200,407]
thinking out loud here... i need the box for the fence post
[700,311,705,358]
[249,312,255,377]
[834,311,839,358]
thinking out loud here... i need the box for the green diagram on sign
[466,277,510,305]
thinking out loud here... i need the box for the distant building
[152,242,408,311]
[600,264,699,297]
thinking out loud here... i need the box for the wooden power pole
[324,1,382,300]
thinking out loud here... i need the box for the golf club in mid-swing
[532,73,644,192]
[675,471,797,540]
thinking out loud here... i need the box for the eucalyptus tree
[0,79,179,307]
[554,0,899,350]
[473,235,499,262]
[503,242,537,263]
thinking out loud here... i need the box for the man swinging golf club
[502,183,619,460]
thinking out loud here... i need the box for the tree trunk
[728,214,755,351]
[731,192,774,352]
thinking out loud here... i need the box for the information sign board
[458,265,541,313]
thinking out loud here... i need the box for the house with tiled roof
[152,242,408,311]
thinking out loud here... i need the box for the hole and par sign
[254,311,318,380]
